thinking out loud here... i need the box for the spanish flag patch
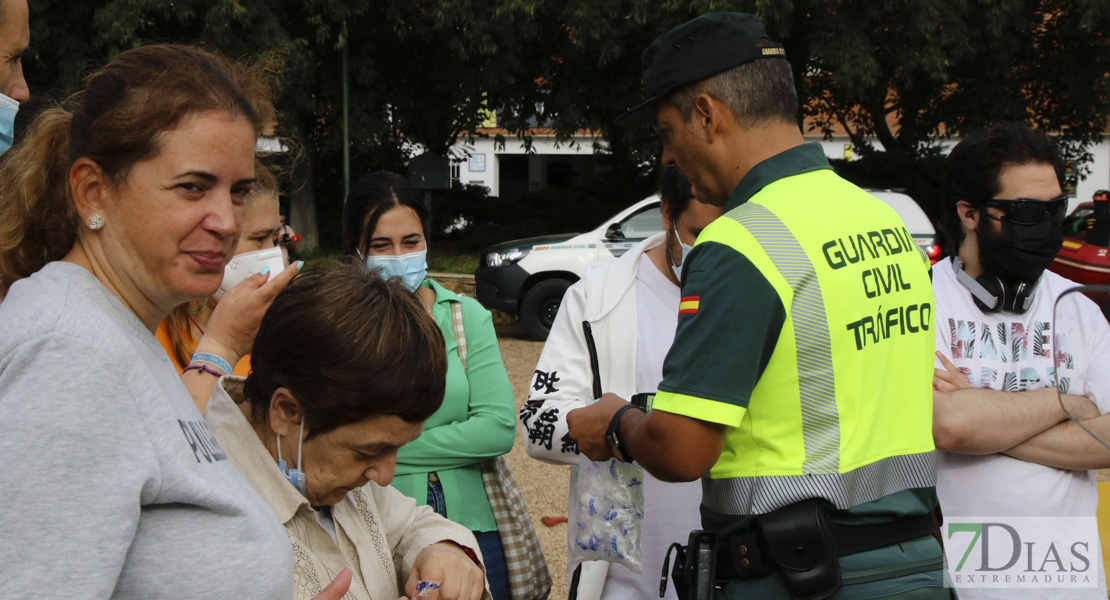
[679,296,700,315]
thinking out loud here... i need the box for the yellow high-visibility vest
[697,168,937,515]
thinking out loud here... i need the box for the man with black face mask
[932,123,1110,599]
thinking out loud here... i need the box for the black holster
[753,499,841,600]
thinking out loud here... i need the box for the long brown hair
[0,44,274,294]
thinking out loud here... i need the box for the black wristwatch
[606,403,645,463]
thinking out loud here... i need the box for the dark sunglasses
[983,195,1069,225]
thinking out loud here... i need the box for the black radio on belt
[662,530,718,600]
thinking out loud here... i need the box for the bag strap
[450,299,467,370]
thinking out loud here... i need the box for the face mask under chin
[976,212,1064,284]
[669,222,692,283]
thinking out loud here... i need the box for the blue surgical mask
[671,222,693,283]
[0,93,18,157]
[277,420,306,495]
[364,249,428,292]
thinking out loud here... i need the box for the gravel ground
[494,321,572,600]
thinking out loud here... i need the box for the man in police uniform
[567,13,949,599]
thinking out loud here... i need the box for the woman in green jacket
[342,172,516,600]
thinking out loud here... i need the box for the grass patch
[428,251,480,275]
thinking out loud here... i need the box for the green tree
[21,0,1110,245]
[23,0,563,247]
[491,0,1110,219]
[781,0,1110,216]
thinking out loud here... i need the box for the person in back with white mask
[520,166,722,600]
[0,0,30,157]
[158,162,299,412]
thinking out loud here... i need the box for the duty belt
[716,510,936,581]
[661,500,940,600]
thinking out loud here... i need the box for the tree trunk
[787,0,813,127]
[868,97,902,158]
[289,157,319,251]
[602,126,642,206]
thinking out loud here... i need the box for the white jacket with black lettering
[520,233,663,597]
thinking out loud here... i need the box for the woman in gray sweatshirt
[0,45,342,600]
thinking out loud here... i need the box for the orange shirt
[155,320,252,377]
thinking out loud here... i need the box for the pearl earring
[89,214,103,230]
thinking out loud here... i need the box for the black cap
[614,13,785,127]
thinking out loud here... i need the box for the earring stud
[89,214,103,230]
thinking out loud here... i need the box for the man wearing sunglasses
[932,122,1110,599]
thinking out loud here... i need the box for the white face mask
[214,246,286,301]
[0,93,18,157]
[670,222,693,283]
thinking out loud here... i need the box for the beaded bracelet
[191,352,232,376]
[183,364,223,378]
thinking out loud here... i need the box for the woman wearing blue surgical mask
[342,171,517,600]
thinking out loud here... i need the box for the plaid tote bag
[451,300,552,600]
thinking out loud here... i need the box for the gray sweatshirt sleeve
[0,334,160,598]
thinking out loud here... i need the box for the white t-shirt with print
[933,256,1110,599]
[599,254,701,600]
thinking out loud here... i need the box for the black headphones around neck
[952,257,1038,314]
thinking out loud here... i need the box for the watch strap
[607,403,644,462]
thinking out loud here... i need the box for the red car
[1050,201,1110,285]
[1049,200,1110,319]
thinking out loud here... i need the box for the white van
[475,190,937,341]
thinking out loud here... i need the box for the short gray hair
[664,43,797,129]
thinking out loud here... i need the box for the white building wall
[813,136,857,162]
[452,134,606,196]
[448,131,1110,208]
[452,137,499,192]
